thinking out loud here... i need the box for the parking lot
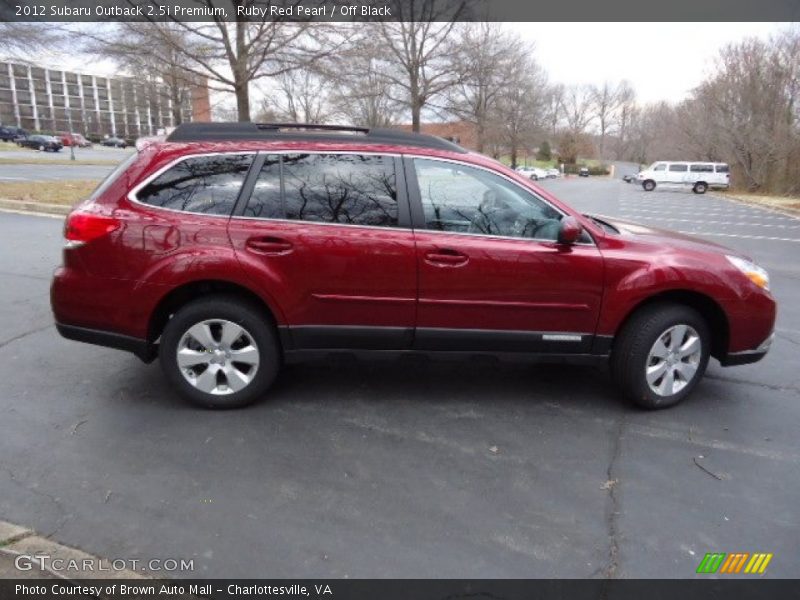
[0,174,798,579]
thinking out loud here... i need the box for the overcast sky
[25,22,790,109]
[508,22,786,103]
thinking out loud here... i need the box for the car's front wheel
[159,295,280,409]
[642,180,656,191]
[611,303,710,409]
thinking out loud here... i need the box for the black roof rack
[165,122,467,153]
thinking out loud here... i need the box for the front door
[407,157,605,354]
[227,152,417,350]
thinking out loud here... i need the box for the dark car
[51,122,775,410]
[579,167,590,177]
[0,126,28,142]
[101,137,127,148]
[622,173,637,183]
[18,134,62,152]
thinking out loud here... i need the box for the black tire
[693,182,708,194]
[610,303,710,409]
[159,295,280,409]
[642,179,656,191]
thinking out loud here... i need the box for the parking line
[620,216,800,229]
[621,207,794,220]
[676,231,800,243]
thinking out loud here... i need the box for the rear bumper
[55,322,155,362]
[719,332,774,367]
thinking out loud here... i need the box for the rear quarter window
[135,154,253,215]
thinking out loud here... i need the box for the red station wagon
[51,123,776,409]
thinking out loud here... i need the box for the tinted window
[653,164,666,171]
[281,154,398,227]
[716,164,730,173]
[137,154,252,215]
[668,164,688,172]
[243,155,282,219]
[414,158,563,241]
[690,164,714,172]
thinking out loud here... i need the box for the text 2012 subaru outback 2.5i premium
[51,123,776,409]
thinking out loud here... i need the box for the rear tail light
[64,211,120,247]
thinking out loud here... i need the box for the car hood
[590,214,738,256]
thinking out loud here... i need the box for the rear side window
[90,150,140,200]
[690,164,714,172]
[245,154,399,228]
[136,154,253,215]
[716,164,730,173]
[668,164,688,172]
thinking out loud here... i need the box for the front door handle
[246,236,294,255]
[424,248,469,267]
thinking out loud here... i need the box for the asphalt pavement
[0,176,798,579]
[0,164,116,182]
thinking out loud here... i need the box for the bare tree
[558,85,595,164]
[444,24,523,152]
[492,54,550,168]
[325,38,402,127]
[259,69,331,123]
[81,22,194,126]
[376,1,465,131]
[590,81,629,160]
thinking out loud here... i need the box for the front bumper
[719,332,774,366]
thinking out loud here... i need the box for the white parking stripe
[620,216,800,229]
[621,207,794,220]
[677,231,800,243]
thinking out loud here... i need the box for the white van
[637,161,730,194]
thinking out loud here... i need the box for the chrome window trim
[127,148,594,246]
[126,150,259,219]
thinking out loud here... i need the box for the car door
[227,152,417,350]
[406,156,605,354]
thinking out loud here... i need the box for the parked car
[101,137,127,148]
[51,122,775,410]
[546,168,561,178]
[622,173,637,183]
[59,132,92,147]
[516,166,550,181]
[637,161,730,194]
[579,167,590,177]
[0,126,27,142]
[18,134,62,152]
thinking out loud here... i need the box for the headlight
[726,255,770,291]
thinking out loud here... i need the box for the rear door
[227,152,417,350]
[406,156,605,354]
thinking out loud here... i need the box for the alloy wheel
[176,319,260,395]
[645,324,702,397]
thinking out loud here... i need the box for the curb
[0,519,147,581]
[716,193,800,219]
[0,198,71,216]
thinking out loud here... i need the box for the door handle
[424,248,469,267]
[246,236,294,255]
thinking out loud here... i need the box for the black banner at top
[2,0,800,22]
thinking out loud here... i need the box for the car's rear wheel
[611,303,710,409]
[38,145,45,151]
[159,295,280,409]
[642,180,656,191]
[693,182,708,194]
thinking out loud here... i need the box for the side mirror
[557,216,582,245]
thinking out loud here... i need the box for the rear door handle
[246,236,294,255]
[424,249,469,267]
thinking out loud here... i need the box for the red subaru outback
[51,123,775,409]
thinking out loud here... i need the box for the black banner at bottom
[1,579,798,600]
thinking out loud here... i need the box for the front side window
[653,163,666,172]
[136,154,253,215]
[668,163,688,172]
[280,154,398,227]
[413,158,563,241]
